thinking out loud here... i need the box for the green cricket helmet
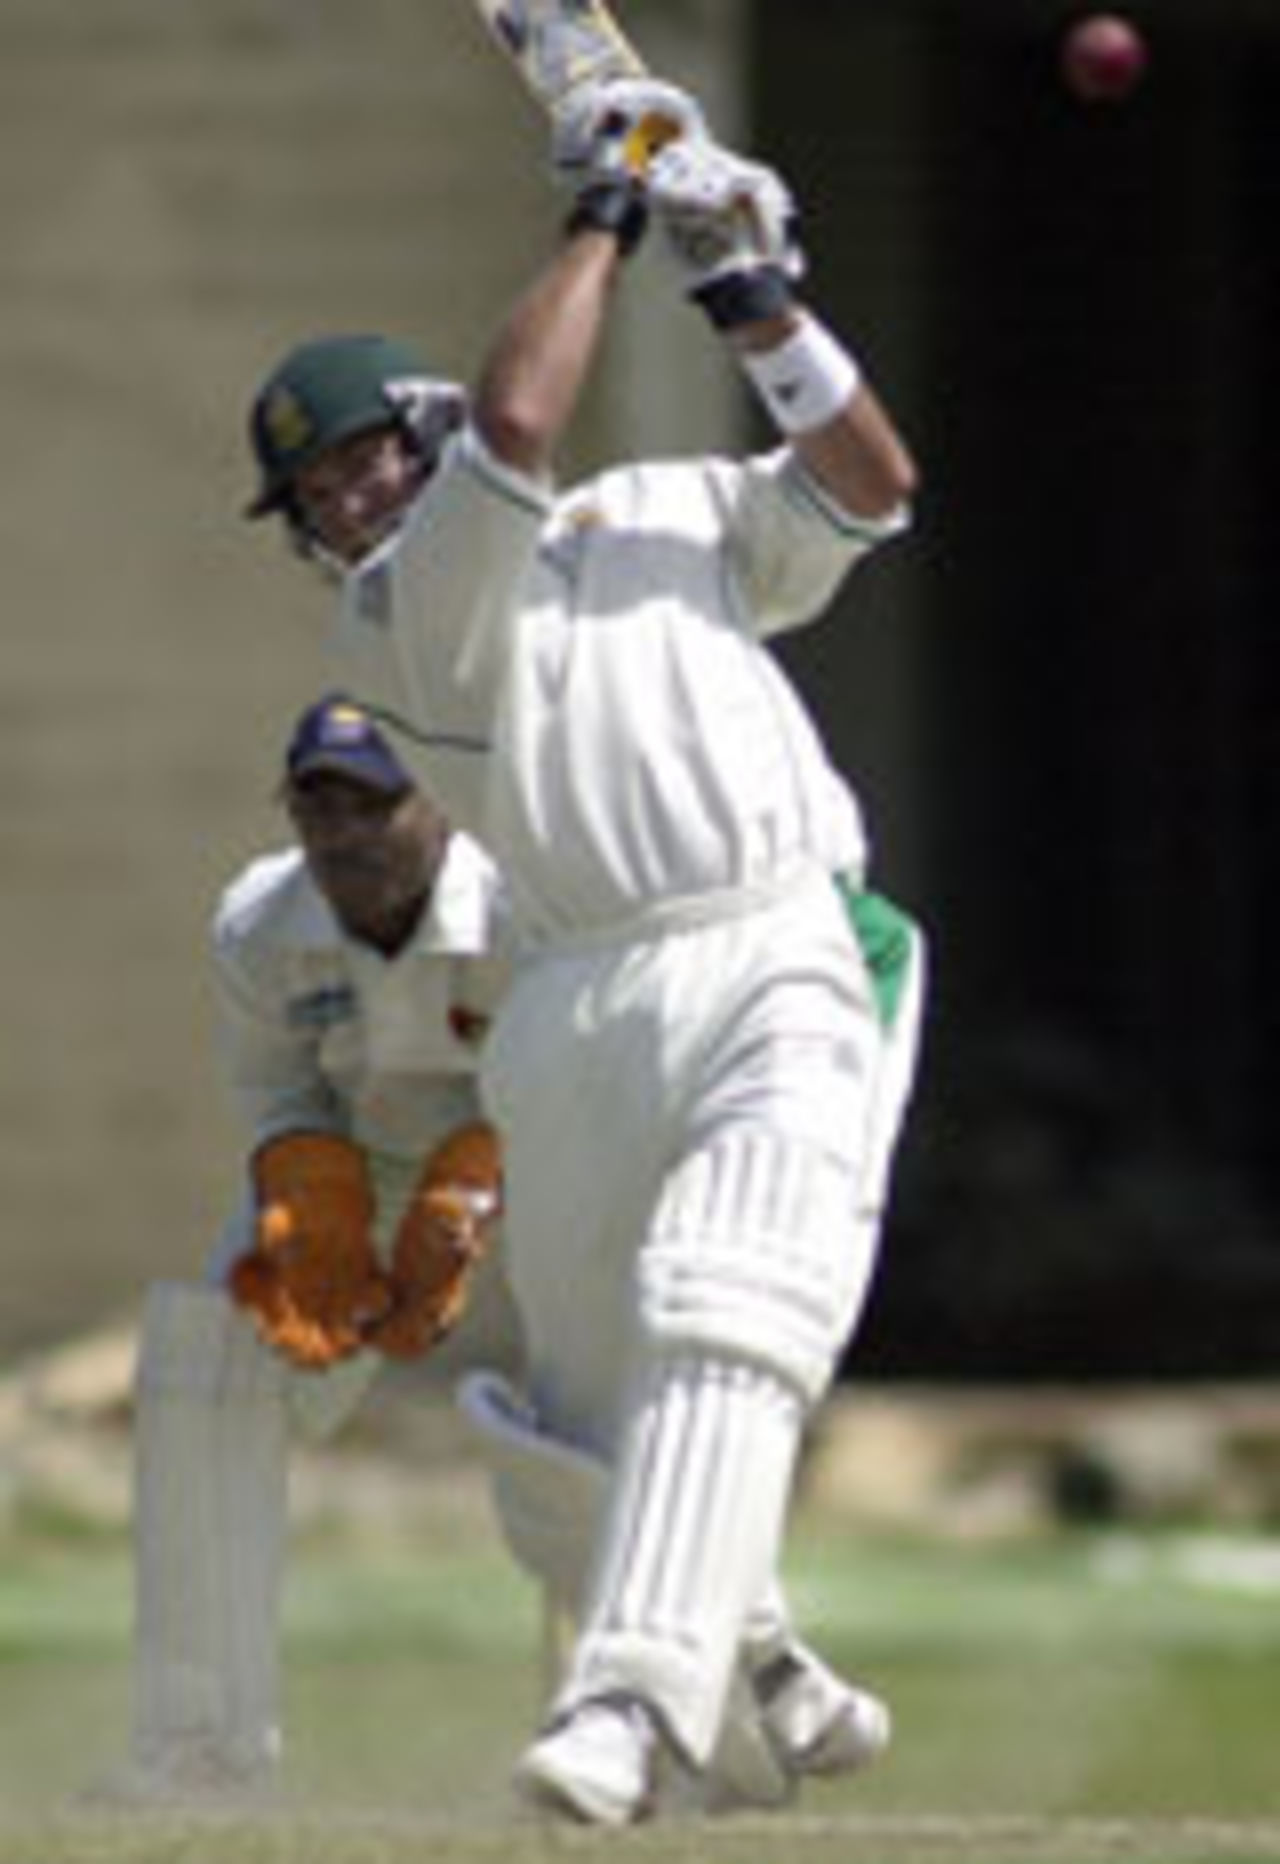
[244,333,465,523]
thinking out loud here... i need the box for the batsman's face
[286,772,450,955]
[293,426,425,567]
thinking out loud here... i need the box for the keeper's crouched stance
[121,699,508,1802]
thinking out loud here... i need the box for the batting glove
[551,77,705,186]
[648,138,806,328]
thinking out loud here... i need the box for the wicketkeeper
[242,83,926,1825]
[124,696,510,1800]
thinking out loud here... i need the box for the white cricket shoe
[515,1696,659,1826]
[674,1667,796,1816]
[753,1644,892,1778]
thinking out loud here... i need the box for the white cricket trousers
[481,868,924,1760]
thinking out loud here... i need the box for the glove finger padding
[367,1121,503,1361]
[552,77,704,185]
[648,138,805,287]
[229,1251,364,1369]
[229,1132,392,1370]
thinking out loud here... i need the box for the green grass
[1,1517,1279,1863]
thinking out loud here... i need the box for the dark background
[756,0,1279,1379]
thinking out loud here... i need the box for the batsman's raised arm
[471,217,628,478]
[640,128,918,522]
[730,310,919,523]
[473,81,918,519]
[469,76,703,480]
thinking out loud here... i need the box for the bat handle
[622,110,685,176]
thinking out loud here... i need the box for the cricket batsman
[241,80,926,1823]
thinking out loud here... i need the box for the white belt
[524,861,832,957]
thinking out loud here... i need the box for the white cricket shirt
[333,429,906,941]
[211,830,510,1160]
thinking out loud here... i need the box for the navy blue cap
[284,695,412,794]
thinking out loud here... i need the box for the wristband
[739,315,861,435]
[691,264,794,331]
[564,181,649,258]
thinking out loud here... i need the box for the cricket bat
[469,0,682,169]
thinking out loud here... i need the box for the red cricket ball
[1061,13,1148,102]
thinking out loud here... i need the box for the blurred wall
[0,0,742,1355]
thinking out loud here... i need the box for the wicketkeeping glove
[365,1120,503,1361]
[229,1132,393,1371]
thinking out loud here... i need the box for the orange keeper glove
[366,1121,503,1361]
[229,1132,393,1370]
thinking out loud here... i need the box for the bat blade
[470,0,648,116]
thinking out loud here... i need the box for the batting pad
[457,1369,606,1612]
[640,1131,876,1404]
[458,1370,794,1811]
[454,1382,828,1690]
[556,1351,804,1767]
[132,1281,288,1784]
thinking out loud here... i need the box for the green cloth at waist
[834,875,921,1031]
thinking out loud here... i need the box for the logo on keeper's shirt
[287,985,358,1030]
